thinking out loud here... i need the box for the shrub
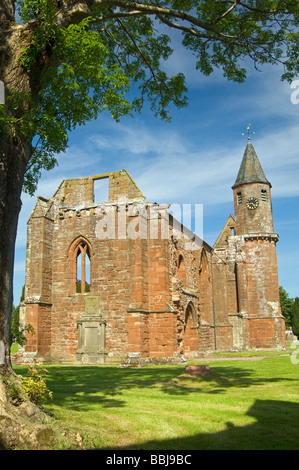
[19,362,53,406]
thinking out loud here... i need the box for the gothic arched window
[69,237,92,294]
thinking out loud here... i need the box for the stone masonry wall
[22,171,216,363]
[234,182,274,235]
[243,235,286,349]
[19,166,286,365]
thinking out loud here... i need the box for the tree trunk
[0,133,29,369]
[0,134,55,450]
[0,3,58,447]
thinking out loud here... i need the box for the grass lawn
[13,354,299,450]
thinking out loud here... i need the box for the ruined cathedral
[18,136,286,364]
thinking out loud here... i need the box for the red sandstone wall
[24,303,51,356]
[21,171,285,365]
[244,237,286,349]
[234,182,274,235]
[245,238,281,316]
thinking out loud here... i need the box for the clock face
[246,197,259,210]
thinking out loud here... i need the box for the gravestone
[76,296,106,364]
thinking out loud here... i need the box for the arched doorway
[184,301,199,357]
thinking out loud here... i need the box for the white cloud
[83,116,299,206]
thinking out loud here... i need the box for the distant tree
[292,298,299,338]
[76,281,90,293]
[279,286,294,329]
[11,305,35,347]
[10,285,34,347]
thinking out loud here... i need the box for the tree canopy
[279,286,294,328]
[1,0,298,194]
[292,297,299,338]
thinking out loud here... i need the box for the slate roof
[232,142,271,188]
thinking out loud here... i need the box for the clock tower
[228,127,286,350]
[232,133,274,235]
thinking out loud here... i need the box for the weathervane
[242,123,255,142]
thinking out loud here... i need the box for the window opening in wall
[261,189,267,202]
[178,255,183,270]
[85,254,90,285]
[237,192,242,205]
[76,243,91,293]
[177,254,186,284]
[77,252,82,287]
[94,177,109,203]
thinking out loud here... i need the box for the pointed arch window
[76,243,90,293]
[69,237,92,294]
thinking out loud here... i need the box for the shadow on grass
[16,362,295,411]
[100,399,299,450]
[13,362,299,449]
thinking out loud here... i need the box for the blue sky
[13,40,299,304]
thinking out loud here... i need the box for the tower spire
[232,125,271,189]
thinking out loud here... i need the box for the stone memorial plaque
[85,296,99,315]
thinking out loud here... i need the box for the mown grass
[13,354,299,450]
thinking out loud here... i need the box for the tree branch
[156,13,214,40]
[238,0,298,15]
[213,1,239,24]
[114,16,176,106]
[58,0,234,39]
[97,0,233,36]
